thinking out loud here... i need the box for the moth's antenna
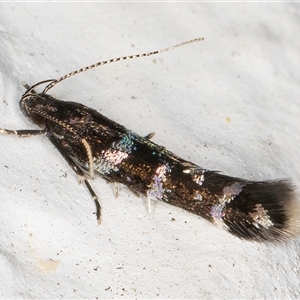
[42,37,204,94]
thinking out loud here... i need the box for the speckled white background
[0,3,299,299]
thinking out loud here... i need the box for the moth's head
[19,92,57,127]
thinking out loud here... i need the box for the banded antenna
[42,37,204,94]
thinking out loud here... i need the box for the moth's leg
[0,128,46,137]
[114,183,119,198]
[147,197,153,214]
[144,132,155,139]
[22,82,32,90]
[84,179,101,225]
[81,138,94,179]
[47,135,101,224]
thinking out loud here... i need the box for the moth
[1,38,299,242]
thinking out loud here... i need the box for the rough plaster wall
[0,3,299,299]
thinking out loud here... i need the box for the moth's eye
[30,111,47,127]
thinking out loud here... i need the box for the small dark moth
[1,38,299,242]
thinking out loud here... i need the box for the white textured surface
[0,3,299,299]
